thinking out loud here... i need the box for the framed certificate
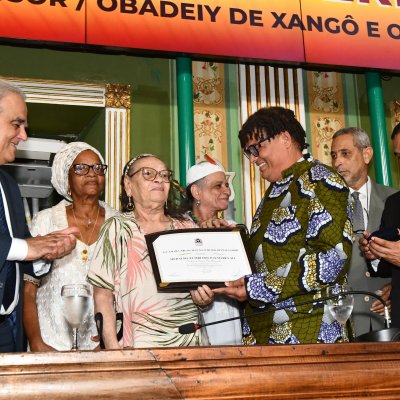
[145,227,254,292]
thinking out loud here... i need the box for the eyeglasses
[243,136,271,159]
[130,167,173,183]
[71,163,108,176]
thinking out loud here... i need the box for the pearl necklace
[71,205,101,264]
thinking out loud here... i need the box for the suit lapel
[367,181,385,231]
[0,169,20,237]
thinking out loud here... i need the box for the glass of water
[326,283,354,343]
[61,284,91,351]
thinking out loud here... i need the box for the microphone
[179,323,202,335]
[95,312,124,349]
[95,312,105,349]
[179,289,391,335]
[344,290,390,329]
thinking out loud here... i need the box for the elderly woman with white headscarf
[186,161,243,346]
[23,142,117,351]
[185,160,234,226]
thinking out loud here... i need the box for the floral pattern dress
[87,213,203,348]
[243,156,353,345]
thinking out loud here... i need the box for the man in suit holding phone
[0,80,77,352]
[360,123,400,327]
[331,127,397,337]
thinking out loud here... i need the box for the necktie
[0,193,16,310]
[351,191,365,234]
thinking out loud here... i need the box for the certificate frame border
[145,227,254,292]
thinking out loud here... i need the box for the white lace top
[28,200,117,351]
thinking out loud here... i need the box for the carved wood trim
[105,83,131,109]
[1,343,400,399]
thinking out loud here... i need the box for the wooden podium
[1,343,400,399]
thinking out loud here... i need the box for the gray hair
[0,80,26,103]
[332,127,371,149]
[190,175,207,189]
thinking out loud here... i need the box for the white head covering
[186,161,226,187]
[51,141,104,202]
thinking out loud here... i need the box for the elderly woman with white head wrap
[23,142,117,352]
[185,160,233,227]
[186,160,243,346]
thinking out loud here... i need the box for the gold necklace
[86,209,98,228]
[87,216,95,228]
[71,205,101,264]
[166,215,174,231]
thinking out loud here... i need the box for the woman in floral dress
[88,154,203,348]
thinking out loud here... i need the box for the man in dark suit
[360,123,400,327]
[331,127,397,337]
[0,80,77,352]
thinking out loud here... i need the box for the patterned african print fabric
[242,156,352,345]
[88,212,203,348]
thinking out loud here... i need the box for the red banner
[86,0,304,63]
[0,0,85,43]
[0,0,399,70]
[301,0,400,70]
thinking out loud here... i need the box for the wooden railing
[1,343,400,399]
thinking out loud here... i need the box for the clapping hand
[26,226,79,261]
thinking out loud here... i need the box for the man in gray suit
[331,127,397,337]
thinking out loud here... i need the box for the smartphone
[367,227,399,242]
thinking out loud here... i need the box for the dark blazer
[0,168,32,351]
[374,191,400,328]
[348,181,397,336]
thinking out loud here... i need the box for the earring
[165,201,168,211]
[195,199,200,207]
[67,187,71,197]
[127,196,134,211]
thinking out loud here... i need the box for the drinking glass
[326,284,354,343]
[61,284,91,351]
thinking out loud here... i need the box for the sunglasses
[72,163,108,176]
[243,136,271,159]
[130,167,173,183]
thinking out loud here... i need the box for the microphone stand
[179,289,391,335]
[343,290,390,329]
